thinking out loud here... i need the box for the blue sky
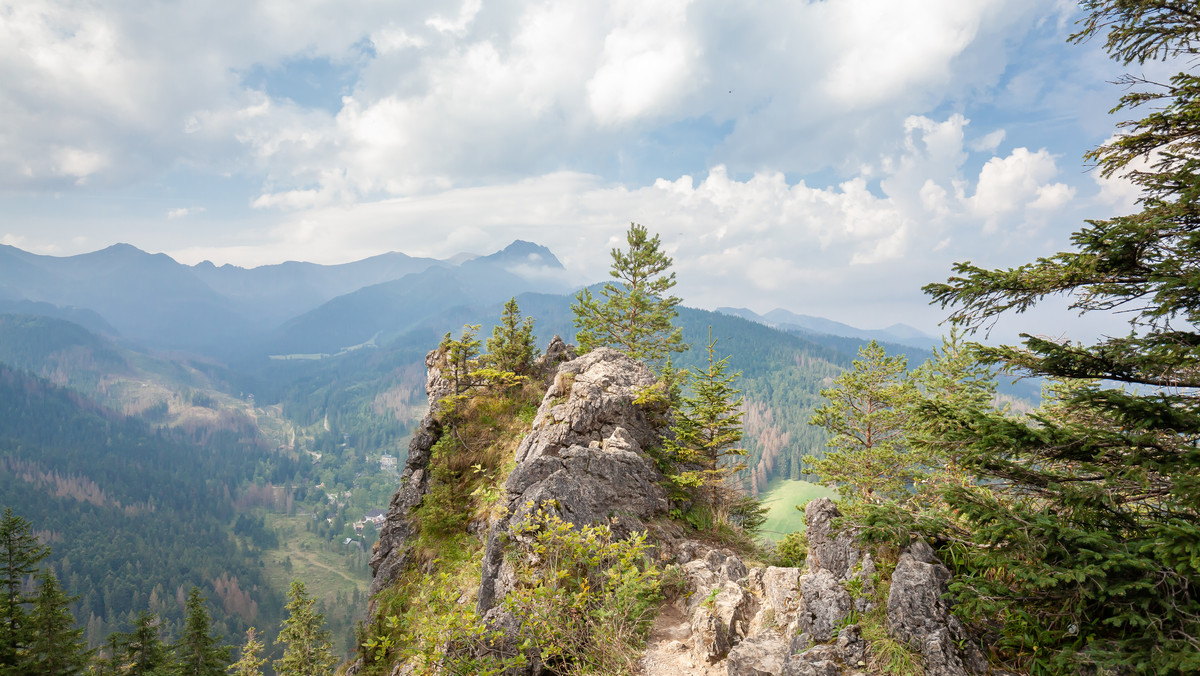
[0,0,1159,338]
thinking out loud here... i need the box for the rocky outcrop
[886,541,987,676]
[364,344,997,676]
[477,347,669,615]
[366,347,450,612]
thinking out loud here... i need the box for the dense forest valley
[3,3,1198,674]
[0,280,947,666]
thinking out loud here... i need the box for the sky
[0,0,1161,338]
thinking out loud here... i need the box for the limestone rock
[691,581,754,663]
[533,335,576,376]
[477,348,668,615]
[367,347,447,609]
[804,498,861,581]
[886,541,986,676]
[515,347,659,464]
[725,632,788,676]
[795,569,851,643]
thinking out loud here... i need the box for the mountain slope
[718,306,938,349]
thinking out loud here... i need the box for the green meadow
[757,479,837,541]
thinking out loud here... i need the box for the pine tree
[0,507,49,676]
[918,2,1200,670]
[572,223,685,362]
[26,570,90,676]
[438,325,482,396]
[176,588,229,676]
[226,627,266,676]
[665,330,747,514]
[274,580,337,676]
[905,328,998,501]
[486,298,538,376]
[806,341,917,507]
[114,611,176,676]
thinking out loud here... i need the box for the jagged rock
[477,348,668,615]
[836,624,867,669]
[691,581,754,663]
[726,632,788,676]
[533,335,576,376]
[514,347,659,464]
[367,347,447,609]
[804,498,861,581]
[788,632,812,656]
[794,569,851,642]
[886,541,986,676]
[781,644,842,676]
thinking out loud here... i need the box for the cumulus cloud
[1,0,1131,331]
[969,147,1074,230]
[0,0,1088,200]
[165,113,1081,328]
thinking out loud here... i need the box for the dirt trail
[637,602,723,676]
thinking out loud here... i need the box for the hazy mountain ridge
[718,306,938,349]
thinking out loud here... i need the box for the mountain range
[716,306,937,349]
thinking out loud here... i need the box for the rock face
[477,347,669,614]
[886,541,987,676]
[366,347,450,612]
[364,344,998,676]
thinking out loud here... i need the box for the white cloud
[969,129,1006,152]
[969,147,1072,229]
[166,207,206,219]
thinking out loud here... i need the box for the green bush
[504,507,662,675]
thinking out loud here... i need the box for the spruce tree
[665,331,747,514]
[226,627,266,676]
[918,2,1200,670]
[438,325,482,396]
[0,507,49,676]
[114,611,176,676]
[274,580,337,676]
[176,588,229,676]
[572,223,684,362]
[806,341,917,507]
[26,570,90,676]
[486,298,538,376]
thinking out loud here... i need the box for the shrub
[503,507,662,675]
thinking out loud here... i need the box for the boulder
[691,581,754,663]
[886,541,986,676]
[795,569,851,642]
[726,632,788,676]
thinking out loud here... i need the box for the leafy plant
[503,507,662,675]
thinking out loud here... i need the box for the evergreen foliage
[176,588,230,676]
[911,2,1200,671]
[275,580,337,676]
[0,506,48,676]
[113,611,176,676]
[226,627,267,676]
[665,331,748,515]
[572,223,685,362]
[486,298,538,376]
[26,570,91,676]
[806,341,917,507]
[439,325,482,396]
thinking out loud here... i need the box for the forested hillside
[0,364,292,646]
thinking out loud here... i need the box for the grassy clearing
[262,513,370,599]
[756,479,837,541]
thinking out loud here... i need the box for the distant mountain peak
[473,240,564,269]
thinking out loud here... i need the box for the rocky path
[638,601,724,676]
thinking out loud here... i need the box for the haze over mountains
[0,240,573,358]
[0,240,935,361]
